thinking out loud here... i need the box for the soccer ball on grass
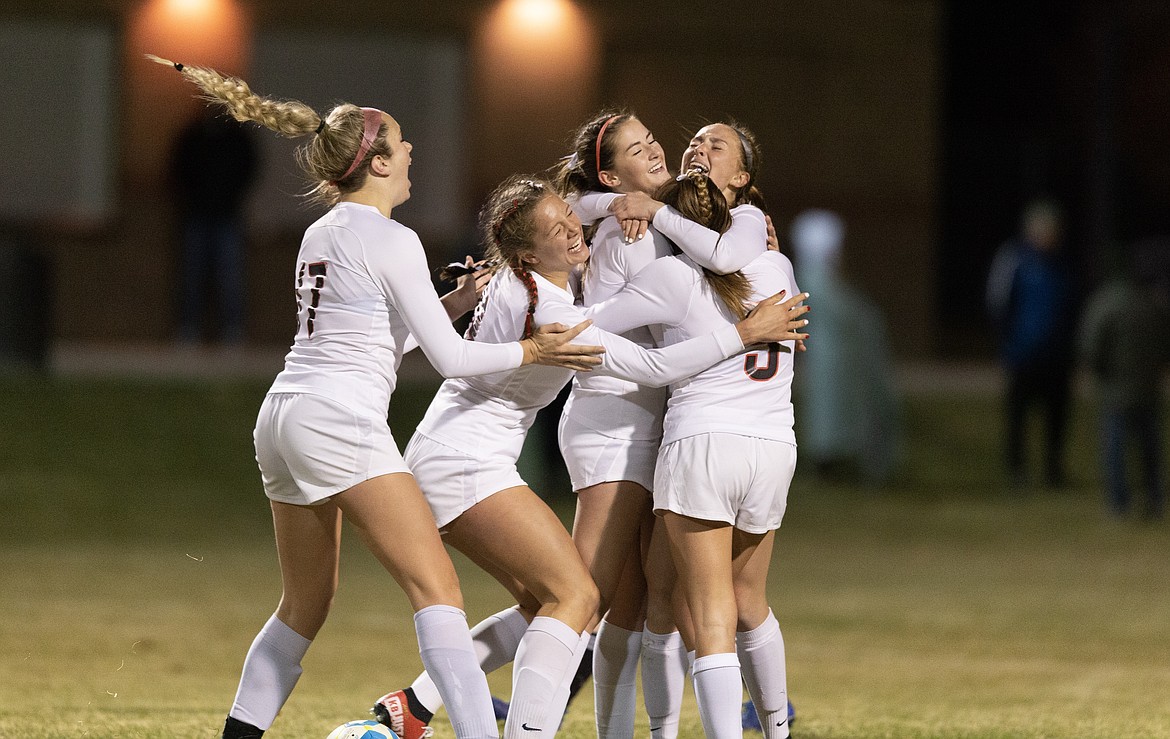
[326,719,399,739]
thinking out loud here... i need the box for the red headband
[595,115,621,175]
[337,107,385,182]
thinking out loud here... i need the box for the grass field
[1,375,1168,738]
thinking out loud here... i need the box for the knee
[405,566,464,612]
[691,610,737,654]
[733,586,770,630]
[577,579,602,622]
[557,578,600,630]
[276,590,335,639]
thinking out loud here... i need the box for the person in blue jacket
[986,198,1079,487]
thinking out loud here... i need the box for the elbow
[644,373,675,388]
[428,353,471,379]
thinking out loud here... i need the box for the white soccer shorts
[254,392,410,506]
[403,432,527,531]
[557,415,659,493]
[653,432,796,534]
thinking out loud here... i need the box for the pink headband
[595,115,621,175]
[337,107,385,182]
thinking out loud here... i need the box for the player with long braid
[146,55,608,739]
[557,113,793,738]
[373,175,808,739]
[584,162,800,739]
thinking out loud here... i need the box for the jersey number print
[296,261,328,337]
[743,342,789,381]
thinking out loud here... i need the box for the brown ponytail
[552,110,634,197]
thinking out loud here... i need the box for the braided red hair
[511,267,539,339]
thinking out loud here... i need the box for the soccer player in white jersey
[561,115,791,738]
[147,56,608,739]
[372,175,808,739]
[552,111,675,739]
[550,110,778,738]
[586,165,800,738]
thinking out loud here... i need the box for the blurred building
[0,0,940,356]
[4,1,1167,360]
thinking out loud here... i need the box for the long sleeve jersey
[268,202,523,416]
[588,250,798,446]
[414,268,744,460]
[565,193,770,440]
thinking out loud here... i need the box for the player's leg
[444,486,600,738]
[222,500,341,738]
[732,529,789,739]
[338,473,498,739]
[592,528,649,738]
[573,479,652,615]
[1043,366,1072,486]
[642,515,690,739]
[664,512,741,739]
[572,479,652,737]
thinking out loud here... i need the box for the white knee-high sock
[411,605,529,714]
[641,629,688,739]
[737,611,789,739]
[505,616,579,738]
[546,630,591,729]
[593,621,642,738]
[692,653,743,739]
[415,605,499,739]
[229,615,312,731]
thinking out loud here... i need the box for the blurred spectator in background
[170,109,259,345]
[986,198,1079,488]
[1078,245,1168,519]
[790,208,901,485]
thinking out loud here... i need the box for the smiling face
[680,123,750,201]
[522,194,589,278]
[599,118,670,195]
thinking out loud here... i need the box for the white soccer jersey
[564,195,769,441]
[572,192,768,275]
[267,202,522,416]
[566,215,675,440]
[588,250,798,447]
[414,268,744,460]
[652,202,769,274]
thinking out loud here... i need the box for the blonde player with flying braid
[146,56,608,739]
[583,158,800,738]
[372,175,808,739]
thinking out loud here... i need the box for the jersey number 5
[743,342,789,381]
[296,261,328,337]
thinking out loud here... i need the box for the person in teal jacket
[790,209,901,484]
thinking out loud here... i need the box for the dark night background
[939,0,1170,355]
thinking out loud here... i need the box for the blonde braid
[146,55,321,136]
[149,54,394,205]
